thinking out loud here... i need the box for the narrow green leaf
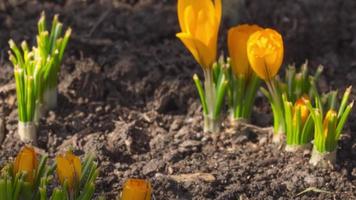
[193,74,208,115]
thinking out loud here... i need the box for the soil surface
[0,0,355,199]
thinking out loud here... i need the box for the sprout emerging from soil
[176,0,225,133]
[36,12,71,110]
[9,40,40,143]
[283,95,314,151]
[120,179,152,200]
[307,86,353,167]
[193,58,228,133]
[0,146,50,199]
[8,12,71,144]
[226,24,262,125]
[260,62,323,143]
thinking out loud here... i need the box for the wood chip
[169,173,215,183]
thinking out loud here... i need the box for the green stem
[266,79,285,136]
[234,75,245,118]
[242,73,261,119]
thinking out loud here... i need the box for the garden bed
[0,0,355,199]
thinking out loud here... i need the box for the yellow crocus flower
[176,0,222,69]
[294,95,310,124]
[13,146,38,184]
[247,28,284,80]
[228,24,262,78]
[322,109,337,137]
[121,179,151,200]
[56,152,81,190]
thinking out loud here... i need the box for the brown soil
[0,0,355,199]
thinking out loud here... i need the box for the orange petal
[65,152,81,182]
[228,24,262,77]
[214,0,222,26]
[13,146,37,184]
[177,33,214,69]
[121,179,152,200]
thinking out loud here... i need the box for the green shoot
[307,86,353,166]
[283,95,314,151]
[54,153,98,200]
[193,56,228,133]
[35,12,72,110]
[262,62,323,143]
[225,57,261,124]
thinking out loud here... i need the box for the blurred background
[0,0,355,87]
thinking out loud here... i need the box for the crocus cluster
[8,13,71,144]
[176,0,285,132]
[176,0,353,167]
[0,146,98,200]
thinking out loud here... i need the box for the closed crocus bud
[247,28,284,80]
[121,179,151,200]
[228,24,262,78]
[56,152,81,190]
[294,95,310,124]
[176,0,222,69]
[322,109,337,137]
[13,146,38,184]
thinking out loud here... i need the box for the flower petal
[177,32,214,69]
[65,152,81,182]
[13,146,37,184]
[214,0,222,26]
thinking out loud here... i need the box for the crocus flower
[294,95,310,124]
[176,0,222,69]
[247,28,284,80]
[228,24,262,78]
[13,146,38,184]
[56,152,81,190]
[121,179,152,200]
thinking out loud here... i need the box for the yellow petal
[247,28,284,80]
[176,0,220,70]
[65,152,81,182]
[56,152,81,190]
[177,0,190,33]
[176,32,214,69]
[214,0,222,27]
[322,109,337,137]
[121,179,152,200]
[13,146,37,184]
[228,24,262,77]
[56,155,73,188]
[294,95,310,124]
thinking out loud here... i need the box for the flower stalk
[307,86,353,166]
[193,61,228,133]
[226,25,262,124]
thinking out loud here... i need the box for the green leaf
[193,74,208,115]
